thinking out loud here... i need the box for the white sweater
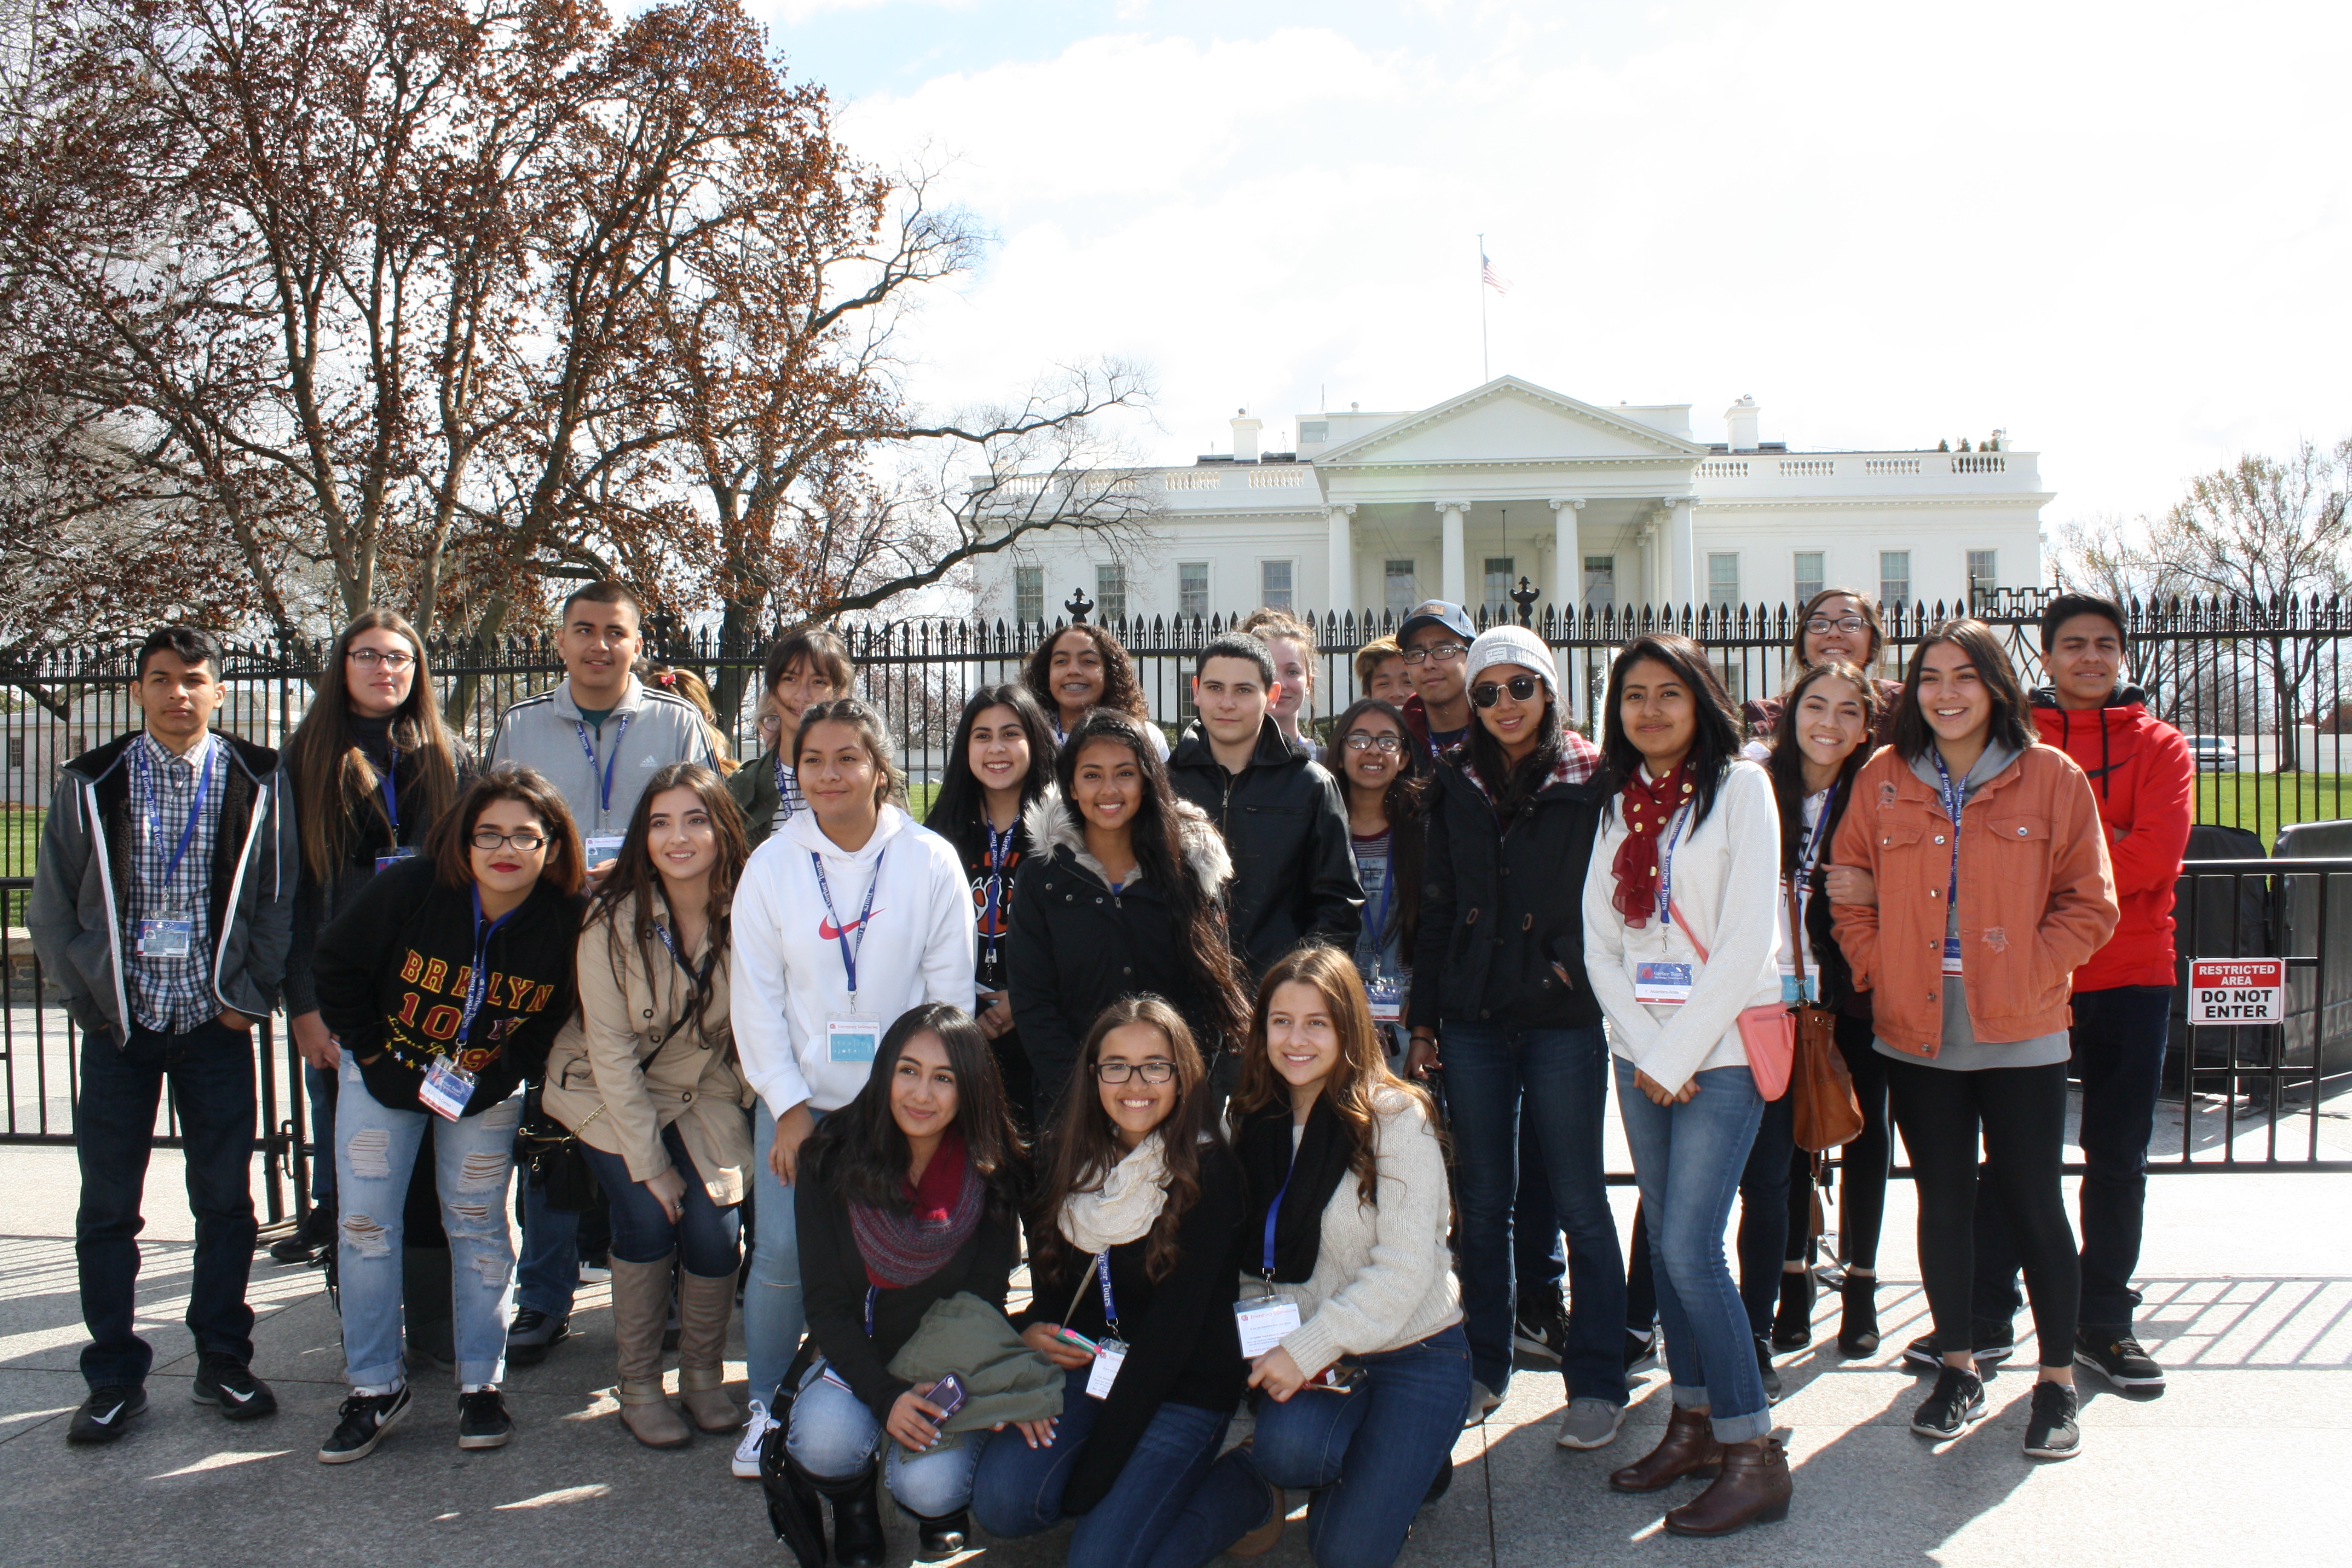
[732,804,976,1118]
[1582,760,1785,1096]
[1244,1085,1463,1378]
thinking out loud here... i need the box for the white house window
[1261,559,1294,613]
[1178,561,1209,619]
[1383,560,1417,618]
[1880,550,1912,610]
[1483,557,1515,615]
[1014,566,1044,626]
[1095,561,1127,624]
[1583,555,1616,609]
[1707,553,1740,609]
[1792,550,1824,606]
[5,737,20,771]
[1967,549,1998,603]
[1298,420,1328,443]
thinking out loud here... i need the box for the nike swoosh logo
[817,909,884,941]
[223,1387,256,1404]
[88,1403,123,1425]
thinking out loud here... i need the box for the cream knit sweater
[1245,1084,1463,1378]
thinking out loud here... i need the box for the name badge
[827,1017,881,1064]
[819,1363,855,1393]
[1365,971,1404,1023]
[1084,1339,1128,1400]
[582,835,627,867]
[1778,965,1818,1005]
[417,1056,475,1120]
[134,918,194,959]
[1635,961,1694,1005]
[1236,1296,1302,1358]
[374,846,418,875]
[1942,936,1965,976]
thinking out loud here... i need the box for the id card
[134,918,194,959]
[1084,1339,1128,1400]
[819,1363,855,1393]
[374,846,419,875]
[1365,972,1404,1024]
[1635,961,1694,1005]
[827,1017,881,1063]
[1236,1296,1302,1358]
[417,1056,475,1121]
[582,835,627,866]
[1942,936,1965,976]
[1778,966,1818,1005]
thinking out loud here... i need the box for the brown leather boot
[1607,1404,1724,1493]
[675,1266,746,1433]
[610,1253,692,1449]
[1664,1436,1792,1537]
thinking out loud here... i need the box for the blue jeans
[1512,1116,1566,1300]
[971,1367,1249,1568]
[1230,1324,1470,1568]
[74,1021,258,1390]
[515,1175,580,1321]
[578,1125,741,1276]
[334,1050,520,1390]
[303,1061,337,1204]
[1614,1059,1771,1445]
[746,1099,813,1408]
[786,1361,988,1516]
[1439,1022,1626,1401]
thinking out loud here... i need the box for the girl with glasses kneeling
[309,767,587,1462]
[970,996,1249,1568]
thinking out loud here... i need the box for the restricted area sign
[2187,958,2285,1024]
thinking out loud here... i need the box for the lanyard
[773,747,794,818]
[651,917,716,1004]
[378,743,400,839]
[1359,835,1396,951]
[1260,1142,1298,1281]
[811,847,886,1000]
[459,885,517,1043]
[1095,1249,1122,1337]
[1654,801,1694,923]
[981,820,1014,963]
[573,712,633,815]
[864,1284,879,1338]
[1929,750,1965,907]
[1792,783,1838,926]
[135,740,214,907]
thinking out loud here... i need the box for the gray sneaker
[1462,1380,1502,1428]
[1554,1397,1628,1449]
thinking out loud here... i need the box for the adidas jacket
[486,675,714,843]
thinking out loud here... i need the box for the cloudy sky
[745,0,2351,529]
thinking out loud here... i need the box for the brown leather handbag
[1786,872,1864,1152]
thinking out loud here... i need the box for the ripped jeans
[334,1050,520,1391]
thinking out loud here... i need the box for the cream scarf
[1057,1131,1171,1253]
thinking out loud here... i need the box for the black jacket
[1016,1145,1247,1515]
[310,855,584,1116]
[1168,716,1361,978]
[1408,739,1607,1031]
[795,1145,1021,1424]
[1795,780,1869,1019]
[1006,788,1234,1116]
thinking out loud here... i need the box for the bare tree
[2046,511,2194,608]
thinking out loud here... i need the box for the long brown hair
[1024,623,1152,727]
[1892,618,2036,762]
[1765,661,1883,875]
[285,610,463,880]
[583,763,748,1036]
[1229,945,1438,1207]
[1033,995,1223,1283]
[426,765,585,898]
[802,1003,1027,1227]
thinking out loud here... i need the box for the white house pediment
[1312,376,1708,471]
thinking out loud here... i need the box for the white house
[973,376,2051,627]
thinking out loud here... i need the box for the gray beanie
[1464,626,1556,691]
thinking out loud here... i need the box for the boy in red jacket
[1912,594,2191,1392]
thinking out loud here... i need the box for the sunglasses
[1471,675,1543,708]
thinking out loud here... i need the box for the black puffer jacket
[1168,716,1361,978]
[1005,786,1233,1116]
[1408,737,1607,1032]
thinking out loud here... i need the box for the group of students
[27,577,2193,1558]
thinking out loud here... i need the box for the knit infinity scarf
[850,1127,984,1289]
[1058,1131,1171,1253]
[1610,761,1695,927]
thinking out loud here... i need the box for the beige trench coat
[541,893,754,1206]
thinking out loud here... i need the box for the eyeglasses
[1343,732,1405,754]
[471,828,547,852]
[346,648,416,671]
[756,713,783,736]
[1804,616,1867,636]
[1471,675,1543,708]
[1400,643,1468,665]
[1093,1059,1177,1084]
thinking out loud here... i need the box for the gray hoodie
[485,675,714,848]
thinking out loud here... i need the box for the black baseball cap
[1399,599,1474,644]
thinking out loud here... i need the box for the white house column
[1665,495,1696,608]
[1548,498,1584,621]
[1326,504,1357,616]
[1641,509,1665,607]
[1439,501,1469,606]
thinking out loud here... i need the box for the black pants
[1975,985,2170,1332]
[1886,1056,2079,1368]
[1833,1011,1893,1272]
[1625,1091,1797,1341]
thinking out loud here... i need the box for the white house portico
[974,376,2052,629]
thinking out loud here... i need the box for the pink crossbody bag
[1665,900,1795,1102]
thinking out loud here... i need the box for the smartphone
[928,1372,968,1420]
[1050,1326,1099,1357]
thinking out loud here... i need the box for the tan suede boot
[675,1266,746,1433]
[610,1253,691,1449]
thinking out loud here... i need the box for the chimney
[1231,407,1262,463]
[1724,396,1760,452]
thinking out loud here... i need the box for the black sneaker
[505,1307,568,1367]
[1910,1364,1987,1439]
[66,1385,148,1445]
[2022,1380,2082,1460]
[191,1353,278,1421]
[457,1389,514,1449]
[2075,1331,2165,1393]
[1624,1326,1658,1371]
[1902,1331,2014,1371]
[1513,1289,1567,1365]
[1755,1338,1783,1404]
[268,1206,334,1265]
[318,1386,411,1464]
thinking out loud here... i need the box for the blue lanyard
[1654,802,1693,923]
[378,743,400,838]
[811,848,886,1000]
[135,740,214,906]
[1929,750,1965,907]
[1260,1142,1298,1279]
[650,916,714,999]
[1793,784,1838,930]
[1095,1250,1121,1336]
[1359,835,1396,950]
[864,1284,879,1338]
[981,821,1014,963]
[773,747,795,818]
[459,886,517,1043]
[573,713,633,814]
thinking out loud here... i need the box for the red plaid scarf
[1609,762,1694,927]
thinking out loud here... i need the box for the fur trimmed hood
[1022,783,1232,903]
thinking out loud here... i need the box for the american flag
[1481,252,1512,295]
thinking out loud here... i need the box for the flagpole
[1478,232,1489,382]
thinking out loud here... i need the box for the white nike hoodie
[733,802,976,1119]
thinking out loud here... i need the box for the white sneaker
[731,1399,777,1479]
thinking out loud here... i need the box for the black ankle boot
[911,1509,969,1560]
[1839,1273,1881,1356]
[1770,1269,1814,1352]
[818,1467,886,1568]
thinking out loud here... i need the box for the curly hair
[1025,623,1153,729]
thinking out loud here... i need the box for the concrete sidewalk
[1,1137,2347,1568]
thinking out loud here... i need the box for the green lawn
[2195,773,2352,844]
